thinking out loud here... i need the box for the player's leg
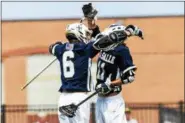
[58,92,90,123]
[58,112,70,123]
[107,100,127,123]
[58,93,71,123]
[103,94,127,123]
[69,99,90,123]
[95,97,105,123]
[74,93,91,123]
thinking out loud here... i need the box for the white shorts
[95,94,127,123]
[58,92,90,123]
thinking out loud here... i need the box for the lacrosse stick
[59,91,98,118]
[21,58,57,90]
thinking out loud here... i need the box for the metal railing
[1,101,184,123]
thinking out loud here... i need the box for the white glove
[95,78,112,95]
[96,83,112,95]
[121,66,137,84]
[125,25,144,39]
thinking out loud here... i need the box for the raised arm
[82,3,100,38]
[111,47,137,86]
[49,41,63,56]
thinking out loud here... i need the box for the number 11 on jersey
[97,61,105,80]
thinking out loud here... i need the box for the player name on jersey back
[99,52,116,64]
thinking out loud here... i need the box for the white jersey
[127,119,138,123]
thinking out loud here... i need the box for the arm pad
[109,30,128,43]
[120,66,137,84]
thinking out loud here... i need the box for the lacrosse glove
[82,3,98,19]
[125,25,144,39]
[59,103,78,118]
[121,66,137,84]
[95,83,112,95]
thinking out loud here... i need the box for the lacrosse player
[93,24,143,123]
[49,3,100,123]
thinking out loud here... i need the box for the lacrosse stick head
[59,103,78,118]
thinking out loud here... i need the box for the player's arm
[109,25,144,42]
[86,16,100,38]
[111,47,137,86]
[49,41,63,56]
[87,32,117,58]
[86,41,100,58]
[109,24,144,39]
[110,79,122,86]
[89,21,100,38]
[110,66,137,86]
[125,25,144,39]
[82,3,100,38]
[92,25,143,52]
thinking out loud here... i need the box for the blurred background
[1,1,184,123]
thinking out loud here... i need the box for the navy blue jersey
[52,41,99,92]
[96,44,135,93]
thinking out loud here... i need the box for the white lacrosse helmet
[65,23,92,44]
[94,24,127,51]
[103,24,126,35]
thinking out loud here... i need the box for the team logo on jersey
[99,52,116,64]
[66,43,74,50]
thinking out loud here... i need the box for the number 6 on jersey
[62,51,75,78]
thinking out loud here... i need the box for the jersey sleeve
[86,41,99,58]
[117,46,136,71]
[49,42,63,56]
[117,46,137,84]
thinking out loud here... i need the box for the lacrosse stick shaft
[21,58,57,90]
[77,91,98,107]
